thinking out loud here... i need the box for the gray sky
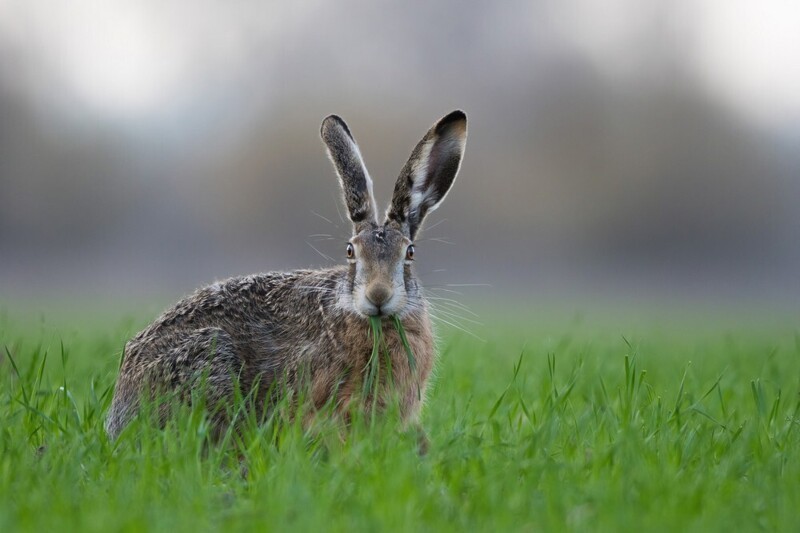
[1,1,798,128]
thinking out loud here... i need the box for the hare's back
[126,269,343,357]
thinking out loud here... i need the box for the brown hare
[105,111,468,442]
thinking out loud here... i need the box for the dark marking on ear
[434,110,467,134]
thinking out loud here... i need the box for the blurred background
[1,0,798,316]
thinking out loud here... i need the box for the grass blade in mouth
[363,316,383,399]
[392,316,420,401]
[364,316,420,402]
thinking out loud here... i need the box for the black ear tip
[321,114,353,140]
[447,109,467,121]
[435,110,467,134]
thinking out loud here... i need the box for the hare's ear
[386,110,467,239]
[321,115,378,231]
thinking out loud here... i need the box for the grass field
[1,308,799,531]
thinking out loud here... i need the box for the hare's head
[321,111,467,318]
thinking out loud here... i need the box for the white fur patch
[409,139,434,215]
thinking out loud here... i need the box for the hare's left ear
[386,110,467,240]
[321,115,379,232]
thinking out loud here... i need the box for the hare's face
[348,225,414,317]
[321,110,467,318]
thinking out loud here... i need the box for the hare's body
[106,111,467,440]
[106,269,435,438]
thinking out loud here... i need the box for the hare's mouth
[359,302,389,318]
[356,294,404,318]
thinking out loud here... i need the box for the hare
[105,110,468,441]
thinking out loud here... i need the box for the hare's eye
[405,244,415,261]
[346,243,355,259]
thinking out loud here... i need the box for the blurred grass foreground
[1,310,798,531]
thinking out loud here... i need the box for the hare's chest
[308,319,435,418]
[384,324,436,421]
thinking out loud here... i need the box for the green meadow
[1,308,799,531]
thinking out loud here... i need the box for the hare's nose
[366,284,393,308]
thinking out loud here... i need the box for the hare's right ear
[386,110,467,240]
[321,115,378,231]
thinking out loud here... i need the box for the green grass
[1,310,799,532]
